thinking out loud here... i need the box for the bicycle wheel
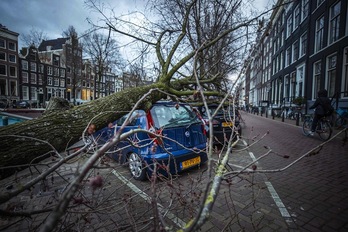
[302,118,312,136]
[318,120,332,141]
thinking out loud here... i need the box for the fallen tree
[1,0,259,176]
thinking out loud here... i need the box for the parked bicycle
[335,107,348,128]
[302,114,332,141]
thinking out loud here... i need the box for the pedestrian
[308,89,332,136]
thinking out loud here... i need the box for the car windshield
[151,103,200,128]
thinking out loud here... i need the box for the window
[343,47,348,97]
[22,86,29,100]
[22,72,28,83]
[54,78,59,86]
[53,56,60,66]
[60,69,65,77]
[273,40,277,54]
[22,60,28,70]
[292,41,299,63]
[300,33,307,57]
[30,63,37,72]
[31,87,37,100]
[0,79,6,95]
[38,74,43,85]
[47,77,53,85]
[329,1,341,44]
[326,54,336,97]
[284,75,290,101]
[47,66,53,75]
[297,64,305,97]
[301,0,309,21]
[60,79,65,87]
[315,16,325,52]
[0,64,6,75]
[313,62,321,99]
[38,64,44,73]
[30,53,36,61]
[10,80,17,96]
[290,71,296,97]
[8,54,16,63]
[286,47,291,67]
[293,6,300,30]
[0,39,5,48]
[54,67,59,76]
[0,52,6,61]
[8,42,16,51]
[30,73,37,84]
[9,66,16,77]
[287,14,293,38]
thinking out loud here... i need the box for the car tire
[128,152,146,181]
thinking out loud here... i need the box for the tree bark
[0,84,165,179]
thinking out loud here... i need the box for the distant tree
[82,32,124,98]
[21,27,48,48]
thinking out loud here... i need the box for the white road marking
[111,169,186,228]
[265,181,291,218]
[242,138,291,221]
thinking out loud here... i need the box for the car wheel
[128,152,146,180]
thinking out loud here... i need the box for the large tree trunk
[0,84,165,179]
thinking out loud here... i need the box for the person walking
[308,89,332,136]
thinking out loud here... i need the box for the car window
[150,104,200,128]
[201,105,236,118]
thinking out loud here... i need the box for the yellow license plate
[222,122,233,127]
[182,156,201,169]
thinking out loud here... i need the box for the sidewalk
[241,110,347,140]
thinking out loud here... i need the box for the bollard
[2,116,9,126]
[272,110,275,119]
[296,113,299,126]
[282,111,285,122]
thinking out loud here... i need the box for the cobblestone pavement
[232,111,348,232]
[0,111,347,231]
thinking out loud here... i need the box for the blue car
[94,101,208,180]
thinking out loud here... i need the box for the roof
[38,38,69,51]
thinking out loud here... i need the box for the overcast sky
[0,0,272,57]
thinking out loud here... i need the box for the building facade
[244,0,348,113]
[0,24,19,105]
[0,25,153,108]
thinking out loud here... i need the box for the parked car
[15,100,30,108]
[94,101,208,180]
[197,103,242,146]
